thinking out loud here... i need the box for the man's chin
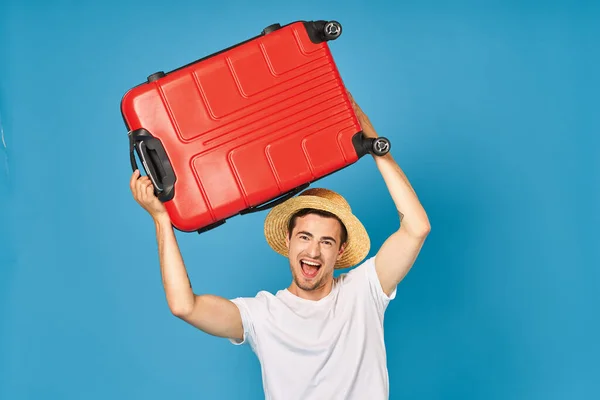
[294,275,321,291]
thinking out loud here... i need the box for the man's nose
[306,241,321,258]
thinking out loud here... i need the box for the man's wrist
[372,151,394,163]
[153,212,172,227]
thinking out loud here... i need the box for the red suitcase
[121,19,391,233]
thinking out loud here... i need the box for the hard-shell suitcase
[121,19,391,233]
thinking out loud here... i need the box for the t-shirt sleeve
[228,298,252,346]
[228,293,268,354]
[355,255,397,317]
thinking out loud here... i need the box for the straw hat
[264,188,370,269]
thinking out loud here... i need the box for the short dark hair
[287,208,348,245]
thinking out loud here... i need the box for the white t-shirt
[230,256,397,400]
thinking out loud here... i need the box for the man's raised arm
[349,94,431,296]
[131,170,244,341]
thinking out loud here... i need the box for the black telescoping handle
[128,128,176,202]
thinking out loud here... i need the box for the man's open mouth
[300,259,321,279]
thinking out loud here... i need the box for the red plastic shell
[121,21,363,232]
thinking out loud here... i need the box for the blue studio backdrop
[1,0,598,399]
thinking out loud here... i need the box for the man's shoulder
[336,256,377,283]
[232,289,275,302]
[230,288,285,309]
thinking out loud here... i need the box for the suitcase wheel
[262,23,281,35]
[371,137,391,156]
[352,133,391,157]
[323,21,342,40]
[304,20,343,43]
[147,71,166,83]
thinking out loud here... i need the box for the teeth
[302,260,320,266]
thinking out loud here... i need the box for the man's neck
[287,279,334,301]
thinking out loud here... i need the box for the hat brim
[264,195,370,269]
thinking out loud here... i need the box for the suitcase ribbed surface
[122,21,361,232]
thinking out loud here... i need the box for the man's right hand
[130,169,168,220]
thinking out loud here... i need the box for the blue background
[1,0,598,399]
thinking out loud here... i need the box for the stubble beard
[291,263,325,292]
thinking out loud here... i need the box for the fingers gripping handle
[128,128,176,202]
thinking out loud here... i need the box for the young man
[129,95,430,399]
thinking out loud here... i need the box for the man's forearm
[373,153,430,236]
[154,214,195,316]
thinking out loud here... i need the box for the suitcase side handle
[240,183,310,215]
[128,128,176,202]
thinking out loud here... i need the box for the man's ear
[337,242,347,259]
[285,233,290,248]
